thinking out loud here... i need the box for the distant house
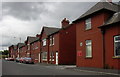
[40,18,76,65]
[8,45,14,58]
[30,35,40,63]
[40,26,60,63]
[19,43,26,58]
[17,43,25,58]
[73,2,120,69]
[25,36,39,58]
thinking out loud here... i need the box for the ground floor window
[114,35,120,56]
[42,52,47,61]
[86,40,92,57]
[50,52,54,61]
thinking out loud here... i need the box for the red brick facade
[8,1,120,69]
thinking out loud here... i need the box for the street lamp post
[13,37,21,43]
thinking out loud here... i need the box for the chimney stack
[36,34,40,37]
[61,18,70,28]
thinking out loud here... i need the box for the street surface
[2,59,118,77]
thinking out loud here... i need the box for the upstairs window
[114,35,120,56]
[85,18,91,30]
[27,44,30,50]
[50,36,55,46]
[42,39,46,46]
[86,40,92,58]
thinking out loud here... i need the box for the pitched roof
[27,36,39,44]
[42,27,60,36]
[30,37,40,44]
[99,12,120,28]
[17,43,25,48]
[13,45,17,50]
[73,2,119,23]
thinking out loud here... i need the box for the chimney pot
[61,18,70,28]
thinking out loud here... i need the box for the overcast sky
[0,0,119,51]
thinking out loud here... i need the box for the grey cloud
[3,2,46,20]
[1,2,98,50]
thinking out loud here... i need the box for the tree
[2,50,9,55]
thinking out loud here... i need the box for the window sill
[85,57,93,59]
[85,28,92,31]
[112,56,120,59]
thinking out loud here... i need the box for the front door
[39,53,41,63]
[56,52,58,65]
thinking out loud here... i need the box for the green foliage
[2,50,9,55]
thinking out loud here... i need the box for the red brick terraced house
[8,45,14,58]
[98,12,120,69]
[30,36,40,63]
[56,18,76,65]
[12,45,17,59]
[40,18,76,65]
[19,43,26,58]
[73,2,119,69]
[40,26,60,64]
[16,43,25,58]
[25,36,39,58]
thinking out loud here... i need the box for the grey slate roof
[17,43,25,48]
[43,27,60,36]
[99,12,120,28]
[13,45,17,50]
[73,2,119,22]
[27,36,40,44]
[104,12,120,25]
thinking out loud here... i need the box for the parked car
[23,57,34,64]
[15,57,20,62]
[6,58,14,61]
[5,58,8,60]
[19,57,25,63]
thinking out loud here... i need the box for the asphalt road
[2,60,107,76]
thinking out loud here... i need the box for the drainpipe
[101,28,106,68]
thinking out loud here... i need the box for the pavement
[37,63,120,76]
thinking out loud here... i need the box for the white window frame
[42,52,47,61]
[52,37,55,45]
[114,35,120,57]
[27,44,30,50]
[42,39,46,46]
[85,18,91,30]
[86,40,92,58]
[50,36,52,46]
[49,36,55,46]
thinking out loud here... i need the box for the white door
[56,52,58,65]
[38,53,41,63]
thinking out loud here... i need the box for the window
[42,39,46,46]
[27,44,30,50]
[85,18,91,30]
[50,36,52,46]
[114,35,120,56]
[50,36,55,46]
[49,52,54,61]
[53,37,55,45]
[86,40,92,57]
[42,52,47,61]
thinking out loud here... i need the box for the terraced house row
[9,1,120,69]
